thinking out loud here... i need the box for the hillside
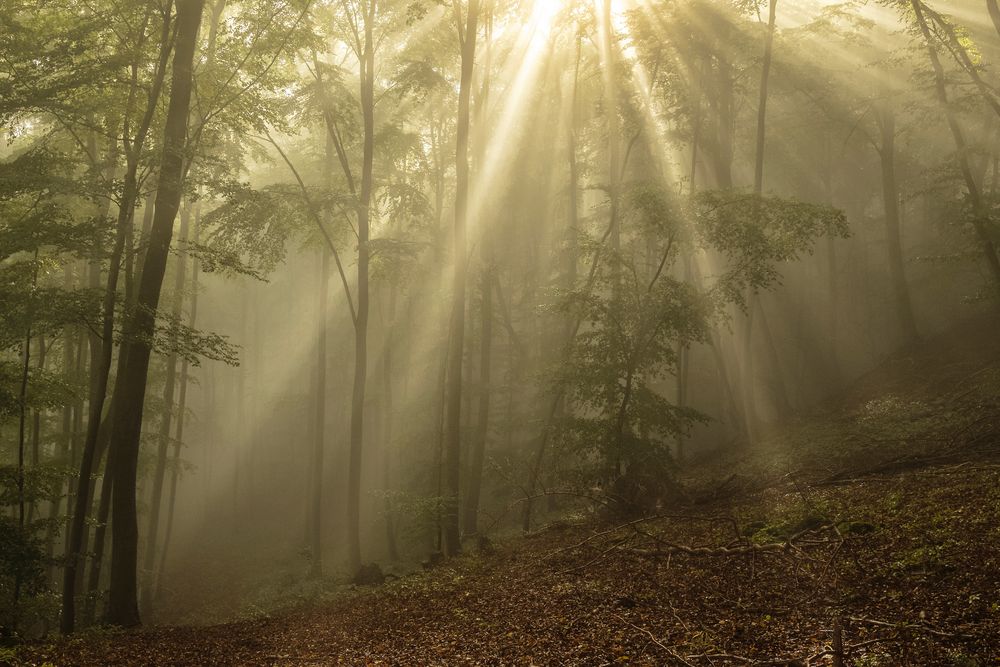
[11,317,1000,666]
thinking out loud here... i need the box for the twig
[559,536,632,574]
[612,613,696,667]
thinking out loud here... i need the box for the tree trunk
[709,22,735,190]
[105,0,205,627]
[444,0,481,557]
[26,335,46,525]
[382,285,399,561]
[83,440,112,625]
[462,262,492,536]
[346,3,376,574]
[60,12,173,632]
[756,300,791,416]
[143,205,191,613]
[754,0,777,196]
[233,289,247,532]
[311,248,329,577]
[566,36,581,297]
[601,0,622,481]
[48,269,76,580]
[141,203,190,614]
[675,342,689,463]
[16,258,39,550]
[156,206,201,598]
[821,133,843,387]
[875,100,919,342]
[741,0,789,433]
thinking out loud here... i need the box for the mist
[3,0,1000,663]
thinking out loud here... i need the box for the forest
[1,0,1000,663]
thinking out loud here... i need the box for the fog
[2,0,1000,637]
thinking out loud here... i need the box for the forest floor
[11,316,1000,666]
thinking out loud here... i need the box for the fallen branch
[846,616,973,639]
[628,524,834,559]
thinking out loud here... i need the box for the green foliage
[200,184,318,275]
[0,280,101,352]
[547,181,847,512]
[550,188,700,510]
[0,513,52,639]
[694,191,849,310]
[145,307,240,367]
[0,1,121,130]
[0,360,79,426]
[0,465,65,508]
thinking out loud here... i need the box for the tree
[907,0,1000,303]
[874,93,920,342]
[443,0,481,556]
[60,0,176,632]
[105,0,206,627]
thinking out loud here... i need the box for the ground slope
[12,317,1000,666]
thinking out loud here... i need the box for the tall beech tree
[443,0,481,556]
[61,3,176,633]
[105,0,206,627]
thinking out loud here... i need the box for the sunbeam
[4,0,1000,658]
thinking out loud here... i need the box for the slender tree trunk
[15,258,39,610]
[462,260,492,536]
[742,0,792,429]
[347,3,376,574]
[248,284,262,516]
[434,328,449,552]
[83,436,112,625]
[551,39,582,487]
[821,133,843,386]
[710,24,735,190]
[875,99,919,342]
[140,202,190,614]
[990,0,1000,40]
[601,0,623,481]
[675,343,689,463]
[444,0,481,556]
[157,206,201,598]
[566,37,581,296]
[756,300,791,415]
[27,335,46,524]
[233,290,247,532]
[382,285,399,561]
[48,269,76,579]
[311,248,329,577]
[105,0,205,627]
[754,0,777,196]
